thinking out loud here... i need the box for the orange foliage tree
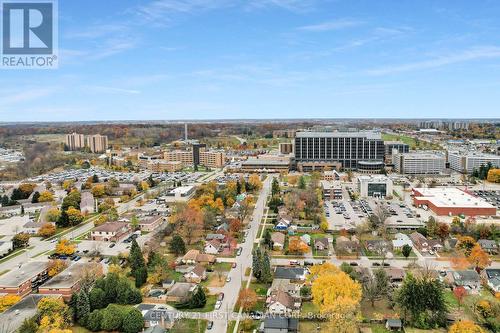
[237,288,257,311]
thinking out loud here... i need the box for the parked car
[349,262,358,266]
[226,276,231,282]
[109,243,116,248]
[207,321,214,330]
[232,262,237,268]
[218,293,224,301]
[215,301,222,310]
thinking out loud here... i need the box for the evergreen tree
[92,174,99,183]
[169,234,186,255]
[31,191,40,203]
[271,178,280,197]
[89,287,106,310]
[236,180,241,194]
[76,290,91,325]
[86,310,103,332]
[298,176,306,189]
[129,239,145,271]
[260,251,272,283]
[134,267,148,288]
[122,308,144,333]
[1,195,9,206]
[252,248,262,280]
[263,229,272,249]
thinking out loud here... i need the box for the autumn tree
[248,174,262,191]
[453,286,467,309]
[91,184,106,198]
[436,222,450,242]
[38,190,54,202]
[0,294,21,312]
[457,236,477,256]
[238,196,255,221]
[37,297,72,331]
[172,205,204,245]
[288,238,309,254]
[47,207,61,222]
[48,259,69,277]
[310,263,362,333]
[468,244,491,270]
[55,239,76,255]
[66,207,84,226]
[237,288,258,311]
[12,232,30,249]
[448,320,485,333]
[229,218,243,233]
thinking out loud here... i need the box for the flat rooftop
[296,131,381,140]
[414,188,496,209]
[169,185,195,195]
[39,263,94,289]
[0,261,47,287]
[397,151,445,159]
[242,158,290,166]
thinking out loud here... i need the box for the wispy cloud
[366,46,500,75]
[0,88,58,106]
[297,19,364,32]
[84,86,141,95]
[246,0,318,13]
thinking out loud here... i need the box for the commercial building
[384,141,409,162]
[0,262,48,297]
[448,151,500,174]
[164,150,193,166]
[192,143,206,166]
[138,152,163,168]
[166,185,196,199]
[80,191,95,214]
[357,175,393,198]
[65,133,85,151]
[412,187,497,216]
[91,222,132,242]
[294,131,384,171]
[392,151,446,175]
[147,160,183,172]
[199,150,225,168]
[241,156,291,173]
[321,180,343,200]
[273,129,296,138]
[38,263,102,300]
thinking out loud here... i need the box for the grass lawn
[171,319,207,333]
[299,321,325,332]
[227,320,236,333]
[249,281,270,296]
[444,290,459,309]
[170,295,217,313]
[361,298,396,319]
[212,261,232,272]
[369,324,391,333]
[71,326,92,333]
[405,329,446,333]
[301,301,321,317]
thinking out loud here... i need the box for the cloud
[297,19,364,32]
[84,86,141,95]
[246,0,317,12]
[0,88,58,106]
[365,46,500,75]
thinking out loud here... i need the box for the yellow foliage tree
[0,295,21,312]
[248,174,262,191]
[47,259,68,277]
[47,208,61,222]
[55,239,76,255]
[37,297,71,331]
[288,238,309,254]
[486,169,500,183]
[38,223,56,238]
[62,180,74,191]
[448,320,485,333]
[310,263,362,333]
[91,184,106,197]
[38,190,54,202]
[468,244,491,270]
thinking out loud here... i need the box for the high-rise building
[192,143,207,166]
[294,131,384,171]
[384,141,409,161]
[448,151,500,174]
[279,142,293,154]
[164,150,193,166]
[392,151,446,175]
[86,135,108,153]
[65,133,85,151]
[199,150,225,168]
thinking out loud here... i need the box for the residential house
[184,265,206,283]
[410,232,430,252]
[206,233,226,241]
[448,270,481,291]
[91,222,132,242]
[365,240,390,255]
[386,319,403,331]
[138,304,175,330]
[478,239,498,254]
[262,317,298,333]
[335,235,359,254]
[161,279,175,290]
[266,290,301,315]
[275,217,292,231]
[483,269,500,293]
[271,232,286,250]
[392,233,413,251]
[314,237,329,251]
[204,240,222,254]
[274,267,308,281]
[385,268,405,284]
[269,278,301,298]
[165,282,198,302]
[181,249,216,265]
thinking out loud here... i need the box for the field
[171,319,207,333]
[382,133,441,150]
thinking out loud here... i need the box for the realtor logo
[1,0,58,69]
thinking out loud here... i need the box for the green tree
[169,234,186,255]
[12,232,30,249]
[31,191,40,203]
[76,290,91,326]
[263,228,272,249]
[121,308,144,333]
[89,287,106,310]
[260,251,272,283]
[86,310,103,332]
[18,318,38,333]
[298,176,306,189]
[128,239,148,287]
[252,247,262,280]
[363,269,389,307]
[402,244,412,258]
[271,178,280,197]
[101,304,124,331]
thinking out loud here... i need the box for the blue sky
[1,0,500,121]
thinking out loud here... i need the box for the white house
[183,265,206,283]
[204,240,221,255]
[266,290,300,315]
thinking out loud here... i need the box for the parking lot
[472,189,500,208]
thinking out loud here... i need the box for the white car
[226,276,231,282]
[215,301,222,310]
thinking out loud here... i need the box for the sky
[1,0,500,121]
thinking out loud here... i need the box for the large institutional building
[448,151,500,174]
[392,151,446,175]
[293,131,385,171]
[65,133,108,153]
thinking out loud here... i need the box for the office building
[138,152,163,168]
[448,151,500,174]
[65,133,85,150]
[357,175,393,198]
[0,262,48,296]
[164,150,193,166]
[199,150,225,168]
[192,143,206,166]
[279,142,294,154]
[241,156,291,172]
[384,141,409,163]
[294,131,384,171]
[392,151,446,175]
[321,180,343,199]
[413,187,496,216]
[273,130,296,138]
[86,134,108,153]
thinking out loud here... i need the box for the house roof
[188,264,206,277]
[206,233,225,240]
[93,222,129,233]
[478,239,498,249]
[268,290,296,309]
[271,232,285,245]
[453,270,480,283]
[386,319,402,328]
[264,317,298,330]
[274,267,306,280]
[165,282,196,297]
[183,249,200,261]
[314,237,329,247]
[206,239,222,251]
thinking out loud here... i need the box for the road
[203,174,273,333]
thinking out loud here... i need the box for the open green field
[382,133,441,150]
[171,319,207,333]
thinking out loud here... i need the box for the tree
[248,174,262,191]
[31,191,40,203]
[91,184,106,198]
[18,317,38,333]
[37,297,72,331]
[66,207,84,226]
[76,290,91,326]
[238,196,255,221]
[298,176,306,189]
[12,232,30,249]
[55,239,76,255]
[0,294,21,312]
[229,218,243,233]
[453,286,467,309]
[263,228,272,249]
[363,269,389,307]
[271,178,280,197]
[311,263,362,333]
[129,239,148,287]
[86,310,103,332]
[101,304,124,331]
[237,288,258,311]
[47,207,61,222]
[448,320,485,333]
[402,244,412,259]
[458,236,477,256]
[169,234,186,255]
[252,248,262,280]
[436,222,450,242]
[48,259,68,277]
[89,288,106,310]
[121,308,144,333]
[130,215,139,230]
[487,169,500,183]
[288,238,309,254]
[260,251,272,283]
[38,223,56,238]
[468,244,491,271]
[396,273,447,328]
[38,190,54,202]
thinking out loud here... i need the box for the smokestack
[185,123,188,141]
